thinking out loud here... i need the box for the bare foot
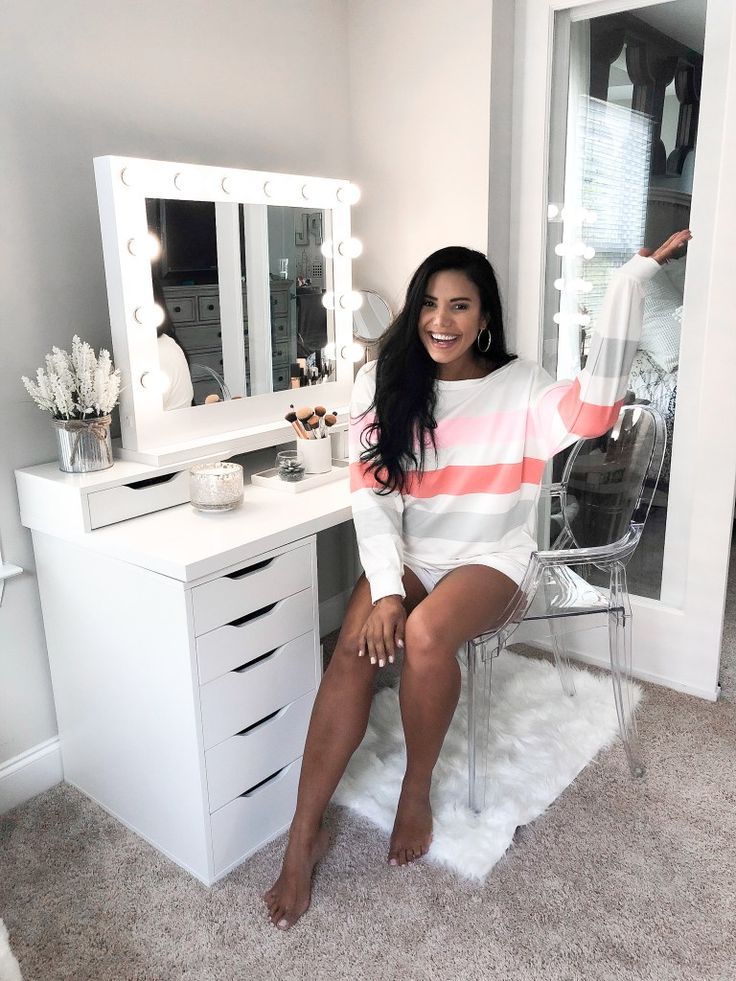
[263,825,330,930]
[388,779,433,867]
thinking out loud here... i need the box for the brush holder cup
[296,435,332,474]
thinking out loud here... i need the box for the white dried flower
[21,335,121,419]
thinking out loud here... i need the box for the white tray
[251,459,349,493]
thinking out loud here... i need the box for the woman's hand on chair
[358,595,405,668]
[639,228,692,265]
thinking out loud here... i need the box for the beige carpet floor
[2,563,736,980]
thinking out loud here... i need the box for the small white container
[296,435,332,474]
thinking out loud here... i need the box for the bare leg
[389,565,518,866]
[264,569,427,928]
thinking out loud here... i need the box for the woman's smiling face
[417,269,489,381]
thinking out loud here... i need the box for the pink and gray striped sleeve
[530,253,660,459]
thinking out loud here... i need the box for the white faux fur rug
[0,920,23,981]
[333,650,641,880]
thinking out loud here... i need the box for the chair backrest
[557,405,667,550]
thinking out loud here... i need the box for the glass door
[509,0,736,699]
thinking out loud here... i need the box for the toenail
[389,858,398,866]
[378,659,385,667]
[277,919,289,929]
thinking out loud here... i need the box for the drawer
[175,324,222,353]
[210,758,301,875]
[192,543,312,637]
[198,294,220,322]
[272,366,289,391]
[87,470,190,529]
[271,289,289,316]
[271,317,289,341]
[197,591,315,687]
[205,689,314,811]
[166,296,196,324]
[272,341,289,363]
[190,350,224,376]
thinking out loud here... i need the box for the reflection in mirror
[353,290,392,343]
[266,205,336,390]
[544,0,704,599]
[146,198,228,408]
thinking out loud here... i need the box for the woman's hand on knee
[357,596,405,668]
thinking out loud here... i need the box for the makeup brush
[314,405,327,437]
[324,412,337,428]
[289,404,310,439]
[285,409,307,439]
[295,405,316,437]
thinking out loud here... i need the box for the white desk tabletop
[40,476,352,583]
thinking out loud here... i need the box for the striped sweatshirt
[349,253,660,603]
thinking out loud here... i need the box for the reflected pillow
[661,257,687,297]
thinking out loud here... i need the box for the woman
[264,229,691,930]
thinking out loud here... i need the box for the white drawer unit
[22,527,323,887]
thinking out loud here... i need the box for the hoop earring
[476,326,492,354]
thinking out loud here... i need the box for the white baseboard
[0,737,63,814]
[319,588,351,638]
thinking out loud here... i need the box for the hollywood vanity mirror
[94,156,361,464]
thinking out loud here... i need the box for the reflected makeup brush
[285,409,307,439]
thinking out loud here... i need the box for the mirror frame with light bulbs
[94,155,361,464]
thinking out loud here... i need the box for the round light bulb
[263,180,273,198]
[336,183,361,205]
[339,291,363,311]
[577,314,591,327]
[301,183,313,200]
[127,234,161,260]
[320,240,334,259]
[554,243,567,257]
[553,313,564,325]
[583,246,596,260]
[120,166,139,188]
[140,370,171,393]
[321,292,336,310]
[548,204,560,220]
[553,278,565,291]
[338,238,363,258]
[341,342,365,363]
[222,176,232,194]
[573,241,587,256]
[322,342,337,361]
[173,172,187,192]
[134,303,165,328]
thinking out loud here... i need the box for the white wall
[0,0,350,767]
[347,0,495,310]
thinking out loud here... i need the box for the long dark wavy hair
[360,246,516,493]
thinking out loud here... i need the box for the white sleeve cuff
[368,572,406,605]
[617,253,661,282]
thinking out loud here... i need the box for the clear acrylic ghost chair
[465,404,667,813]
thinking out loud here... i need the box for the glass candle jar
[189,461,244,511]
[276,449,305,482]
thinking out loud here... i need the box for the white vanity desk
[16,460,352,886]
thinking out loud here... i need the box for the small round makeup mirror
[352,290,392,343]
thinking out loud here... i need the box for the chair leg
[467,636,498,813]
[542,574,576,696]
[608,563,645,778]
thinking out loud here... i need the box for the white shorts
[405,553,530,596]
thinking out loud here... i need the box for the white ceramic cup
[296,435,332,474]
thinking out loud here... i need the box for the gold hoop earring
[476,326,492,354]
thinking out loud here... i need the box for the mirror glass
[543,0,705,600]
[353,290,392,342]
[145,200,336,410]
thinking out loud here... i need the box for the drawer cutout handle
[235,705,281,736]
[240,764,288,798]
[125,473,180,490]
[232,645,279,673]
[229,602,277,629]
[226,557,274,581]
